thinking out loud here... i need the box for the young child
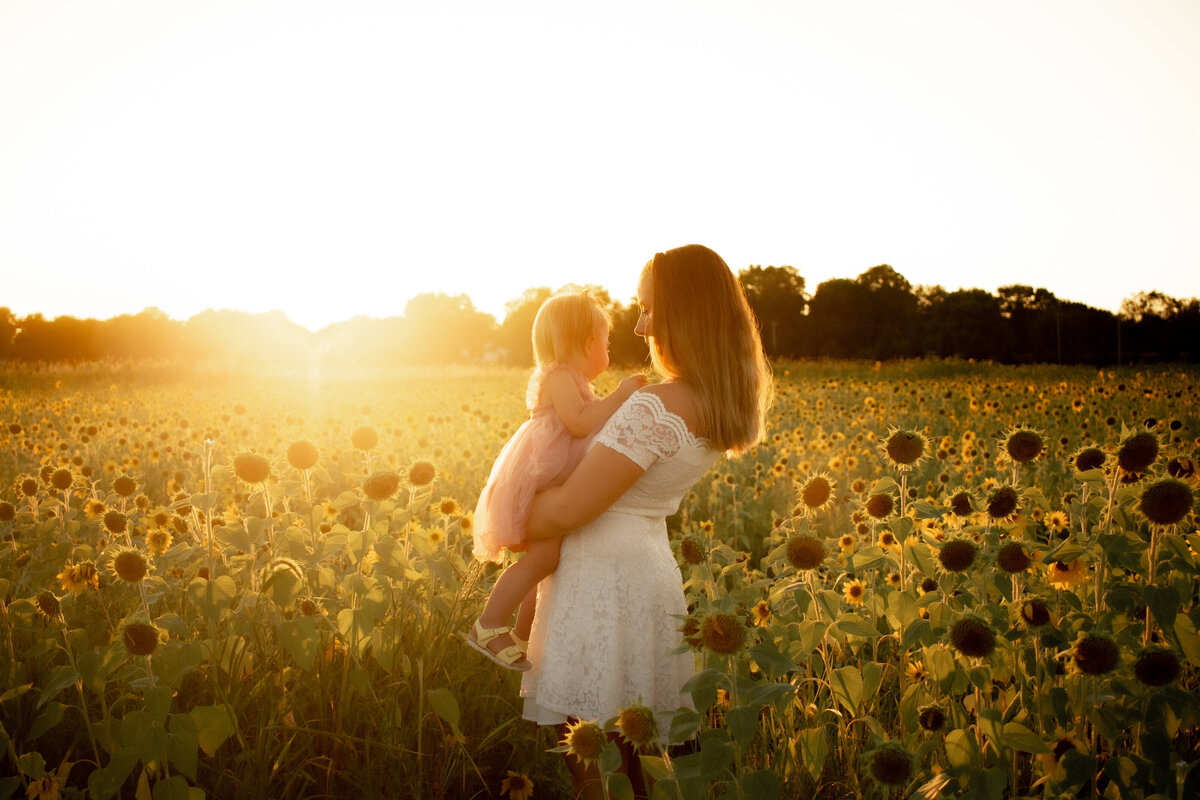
[467,292,646,671]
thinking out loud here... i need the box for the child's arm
[543,372,647,438]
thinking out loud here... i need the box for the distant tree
[101,308,183,360]
[498,287,554,366]
[855,265,919,358]
[806,278,871,358]
[183,309,309,366]
[12,314,101,362]
[930,289,1008,360]
[401,293,496,364]
[739,265,806,357]
[0,307,16,360]
[1119,290,1182,322]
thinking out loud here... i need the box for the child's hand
[617,374,648,398]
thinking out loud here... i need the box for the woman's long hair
[644,245,773,455]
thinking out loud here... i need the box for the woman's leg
[477,538,560,656]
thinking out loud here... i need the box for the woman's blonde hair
[532,292,610,366]
[643,245,773,455]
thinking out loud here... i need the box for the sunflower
[794,472,835,515]
[842,579,866,606]
[233,453,271,485]
[867,743,913,788]
[499,771,533,800]
[1001,427,1044,464]
[57,560,100,594]
[752,600,772,626]
[1047,511,1069,533]
[865,492,895,520]
[561,719,605,768]
[905,660,928,682]
[880,428,929,472]
[949,617,995,658]
[1047,559,1086,589]
[351,426,378,451]
[838,534,856,554]
[1138,478,1193,526]
[407,461,436,487]
[616,704,658,748]
[700,613,746,654]
[786,535,826,571]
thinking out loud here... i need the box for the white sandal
[465,619,531,672]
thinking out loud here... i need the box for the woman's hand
[526,445,645,540]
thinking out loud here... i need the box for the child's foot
[465,620,531,672]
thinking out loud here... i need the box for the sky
[1,0,1198,333]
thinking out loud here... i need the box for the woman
[521,244,773,797]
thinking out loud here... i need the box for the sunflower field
[0,360,1197,800]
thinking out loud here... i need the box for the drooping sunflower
[560,719,605,768]
[616,704,658,748]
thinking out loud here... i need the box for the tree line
[1,265,1196,367]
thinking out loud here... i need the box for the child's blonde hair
[642,245,773,455]
[531,292,610,366]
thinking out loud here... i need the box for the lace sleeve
[594,392,685,470]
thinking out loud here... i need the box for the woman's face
[634,270,654,339]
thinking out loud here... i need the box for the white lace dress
[520,390,720,728]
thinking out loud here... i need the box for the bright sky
[2,0,1198,332]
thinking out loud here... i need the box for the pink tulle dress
[472,365,599,563]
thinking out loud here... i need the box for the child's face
[582,321,610,380]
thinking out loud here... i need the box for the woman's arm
[525,445,645,540]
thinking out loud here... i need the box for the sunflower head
[865,492,895,520]
[1134,647,1181,687]
[949,617,995,658]
[985,486,1019,520]
[1073,634,1119,676]
[1071,446,1107,474]
[1020,599,1051,628]
[561,719,605,767]
[616,704,658,748]
[1002,427,1044,464]
[795,473,835,514]
[122,621,160,656]
[1138,478,1193,526]
[362,471,401,502]
[918,705,946,732]
[407,461,436,487]
[881,428,929,472]
[113,475,138,497]
[351,427,378,451]
[843,579,866,606]
[785,535,826,571]
[679,535,707,565]
[1117,431,1159,474]
[287,441,319,471]
[233,453,271,485]
[112,549,149,583]
[867,742,913,788]
[938,539,978,573]
[699,613,746,654]
[996,541,1032,573]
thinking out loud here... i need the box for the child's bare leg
[477,538,560,655]
[513,587,537,643]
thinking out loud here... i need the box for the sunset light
[2,0,1198,331]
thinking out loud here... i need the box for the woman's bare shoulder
[638,382,702,436]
